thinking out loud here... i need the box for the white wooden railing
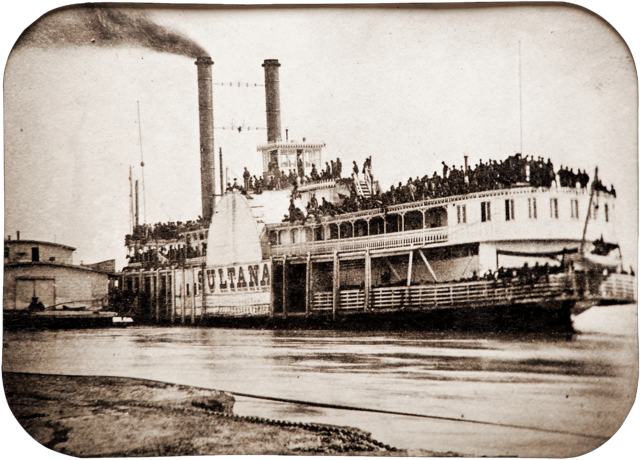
[306,273,635,314]
[270,227,448,257]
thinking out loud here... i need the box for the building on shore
[3,235,115,311]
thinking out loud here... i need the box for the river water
[2,304,638,457]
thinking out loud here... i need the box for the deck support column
[171,273,175,324]
[282,256,288,318]
[332,250,340,321]
[164,274,170,322]
[269,258,275,317]
[305,253,312,317]
[191,266,196,325]
[181,266,186,324]
[364,249,371,312]
[201,264,206,323]
[407,251,413,287]
[153,272,160,324]
[138,269,144,321]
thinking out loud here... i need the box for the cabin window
[571,199,579,219]
[354,220,368,237]
[278,230,288,245]
[405,210,423,231]
[481,201,491,222]
[605,203,609,222]
[340,222,353,239]
[329,223,339,240]
[528,197,537,219]
[186,283,190,296]
[31,247,40,262]
[269,231,278,245]
[370,217,385,235]
[290,229,297,244]
[550,198,559,219]
[386,214,400,233]
[505,199,515,221]
[456,205,466,224]
[314,226,324,241]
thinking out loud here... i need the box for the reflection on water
[3,304,637,457]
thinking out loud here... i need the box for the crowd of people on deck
[474,262,564,284]
[237,157,347,195]
[279,153,617,223]
[126,218,208,244]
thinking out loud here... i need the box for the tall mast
[135,180,139,228]
[219,147,224,197]
[518,40,523,154]
[129,166,134,233]
[137,101,147,225]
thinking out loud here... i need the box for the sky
[3,2,638,274]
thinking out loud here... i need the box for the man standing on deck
[243,167,251,190]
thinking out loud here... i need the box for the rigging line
[13,371,609,442]
[519,39,523,154]
[225,390,609,441]
[137,101,147,225]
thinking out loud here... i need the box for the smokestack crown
[195,56,214,66]
[262,59,281,68]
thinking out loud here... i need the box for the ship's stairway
[354,177,372,198]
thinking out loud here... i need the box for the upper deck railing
[298,178,337,192]
[269,226,447,258]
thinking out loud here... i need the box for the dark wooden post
[201,263,206,323]
[181,266,186,324]
[364,249,371,312]
[305,252,312,317]
[170,272,176,324]
[154,272,159,323]
[332,250,340,321]
[282,256,288,318]
[191,266,196,324]
[269,259,275,317]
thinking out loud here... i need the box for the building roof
[4,261,108,275]
[4,239,76,251]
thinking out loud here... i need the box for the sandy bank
[3,372,405,457]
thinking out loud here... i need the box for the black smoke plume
[14,4,207,58]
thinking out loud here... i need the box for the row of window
[125,275,201,297]
[457,198,609,224]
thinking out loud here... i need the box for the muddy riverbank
[3,372,418,457]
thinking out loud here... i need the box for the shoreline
[3,372,420,457]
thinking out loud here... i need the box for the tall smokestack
[262,59,282,143]
[195,56,216,223]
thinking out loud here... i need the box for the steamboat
[114,58,635,331]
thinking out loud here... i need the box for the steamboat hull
[121,262,634,333]
[3,311,120,331]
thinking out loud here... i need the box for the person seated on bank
[28,296,45,312]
